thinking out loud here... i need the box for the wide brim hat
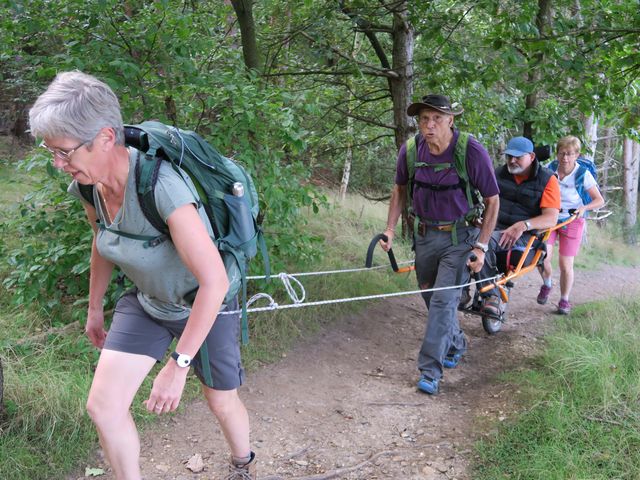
[407,94,464,117]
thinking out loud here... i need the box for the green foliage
[474,298,640,479]
[1,154,93,320]
[1,0,331,304]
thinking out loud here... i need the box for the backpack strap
[453,132,472,207]
[407,132,476,208]
[135,153,170,236]
[405,132,481,244]
[406,133,420,203]
[97,221,167,248]
[574,163,592,211]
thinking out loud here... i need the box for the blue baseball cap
[505,136,534,157]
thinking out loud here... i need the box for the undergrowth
[474,298,640,480]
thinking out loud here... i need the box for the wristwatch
[171,351,192,368]
[523,220,532,231]
[472,241,489,253]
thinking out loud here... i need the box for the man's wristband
[523,220,532,231]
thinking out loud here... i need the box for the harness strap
[198,342,214,388]
[413,178,464,192]
[414,161,453,173]
[97,221,168,248]
[218,242,249,345]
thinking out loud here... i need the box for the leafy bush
[1,154,94,320]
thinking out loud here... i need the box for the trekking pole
[365,233,414,273]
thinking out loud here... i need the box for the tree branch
[333,106,395,130]
[433,4,476,60]
[339,1,392,70]
[298,31,398,78]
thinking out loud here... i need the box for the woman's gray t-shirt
[68,147,215,321]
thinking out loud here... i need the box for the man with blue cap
[474,136,561,315]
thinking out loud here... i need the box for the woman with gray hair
[29,71,256,479]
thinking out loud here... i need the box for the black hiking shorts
[104,292,244,390]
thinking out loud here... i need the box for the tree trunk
[339,126,353,201]
[389,3,414,151]
[623,137,640,244]
[584,113,598,159]
[523,0,552,139]
[230,0,261,72]
[339,33,362,201]
[600,126,614,202]
[388,2,414,237]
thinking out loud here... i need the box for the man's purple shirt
[395,130,499,222]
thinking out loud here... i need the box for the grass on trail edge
[473,297,640,480]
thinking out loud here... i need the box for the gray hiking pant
[414,225,478,380]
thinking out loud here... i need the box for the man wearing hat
[381,94,500,395]
[474,136,560,314]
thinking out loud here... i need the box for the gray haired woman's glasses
[40,140,88,162]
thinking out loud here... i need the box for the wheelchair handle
[365,233,400,272]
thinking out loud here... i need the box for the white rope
[278,272,306,304]
[220,274,501,315]
[246,260,414,280]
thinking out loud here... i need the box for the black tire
[482,314,502,334]
[482,293,510,334]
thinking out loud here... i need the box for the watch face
[173,352,192,367]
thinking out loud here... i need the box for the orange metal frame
[384,216,577,304]
[478,215,578,301]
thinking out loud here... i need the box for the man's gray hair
[29,71,124,145]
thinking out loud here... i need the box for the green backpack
[79,121,270,344]
[405,131,484,231]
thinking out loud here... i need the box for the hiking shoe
[443,349,464,369]
[557,299,572,315]
[481,295,501,317]
[417,374,439,395]
[458,287,472,309]
[226,452,256,480]
[537,284,552,305]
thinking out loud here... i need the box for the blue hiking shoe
[443,349,464,369]
[417,374,439,395]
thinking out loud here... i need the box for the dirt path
[80,264,640,480]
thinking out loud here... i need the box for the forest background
[0,0,640,478]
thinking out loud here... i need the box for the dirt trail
[79,264,640,480]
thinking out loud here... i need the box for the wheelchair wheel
[481,288,510,334]
[482,314,502,334]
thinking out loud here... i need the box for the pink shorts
[546,217,585,257]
